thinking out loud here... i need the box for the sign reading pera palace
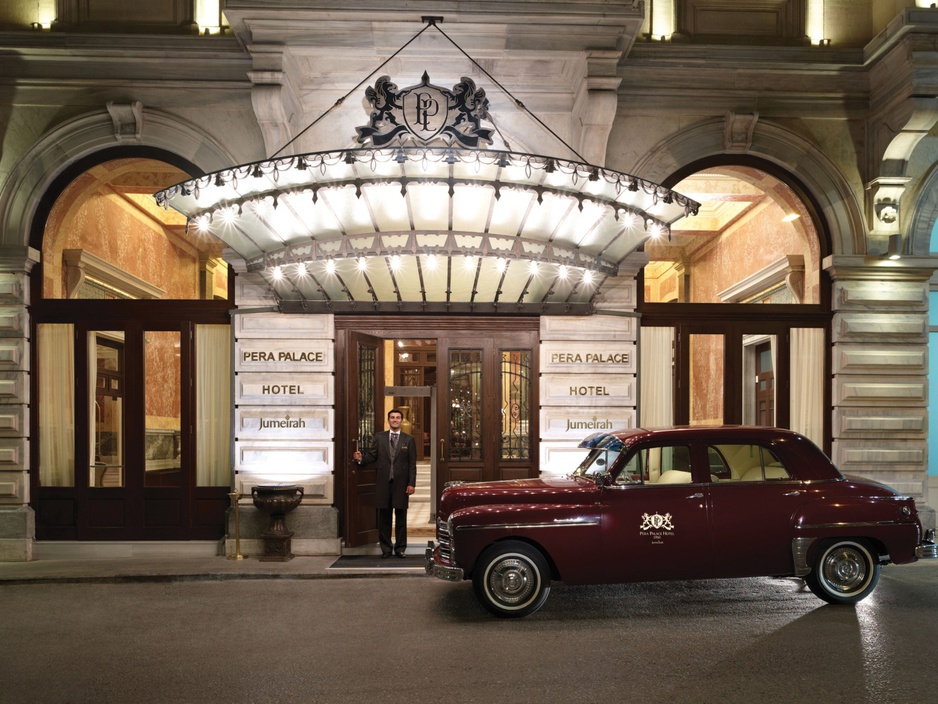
[355,72,493,147]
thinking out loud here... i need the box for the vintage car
[425,426,937,617]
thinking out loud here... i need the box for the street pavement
[1,559,936,704]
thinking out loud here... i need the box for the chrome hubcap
[488,556,538,607]
[823,545,868,593]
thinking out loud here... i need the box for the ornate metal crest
[355,71,493,148]
[640,512,675,531]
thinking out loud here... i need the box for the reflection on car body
[425,426,937,617]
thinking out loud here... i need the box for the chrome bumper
[425,541,464,581]
[915,529,937,559]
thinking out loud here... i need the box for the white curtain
[791,328,825,445]
[196,324,231,486]
[640,326,674,427]
[38,324,75,486]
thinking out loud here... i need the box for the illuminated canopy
[155,68,698,314]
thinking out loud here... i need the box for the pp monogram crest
[355,71,494,148]
[640,512,675,531]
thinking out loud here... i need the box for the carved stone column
[0,246,39,561]
[825,255,937,530]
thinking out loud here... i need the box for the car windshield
[572,433,626,478]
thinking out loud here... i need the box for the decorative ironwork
[356,72,493,148]
[448,349,482,460]
[500,349,531,459]
[358,345,376,449]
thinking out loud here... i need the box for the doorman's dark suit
[358,430,417,555]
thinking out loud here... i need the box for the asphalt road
[2,563,936,704]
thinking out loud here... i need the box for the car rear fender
[794,496,923,566]
[448,503,602,581]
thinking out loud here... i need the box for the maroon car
[425,426,937,617]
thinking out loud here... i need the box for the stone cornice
[823,254,938,282]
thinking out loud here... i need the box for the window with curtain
[196,324,231,486]
[790,327,824,446]
[38,324,75,487]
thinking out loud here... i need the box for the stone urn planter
[251,484,304,562]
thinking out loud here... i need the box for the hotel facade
[0,0,937,561]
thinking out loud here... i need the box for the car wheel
[472,541,551,618]
[804,539,880,605]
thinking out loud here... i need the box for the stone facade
[1,1,938,558]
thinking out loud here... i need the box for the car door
[704,441,807,577]
[601,441,713,583]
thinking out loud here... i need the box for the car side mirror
[594,472,610,487]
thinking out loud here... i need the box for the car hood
[440,475,596,515]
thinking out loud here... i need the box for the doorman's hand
[406,485,415,495]
[352,451,362,462]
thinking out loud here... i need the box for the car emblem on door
[640,512,674,531]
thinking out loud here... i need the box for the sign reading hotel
[540,374,635,407]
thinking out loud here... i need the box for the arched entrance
[29,151,234,540]
[639,161,832,449]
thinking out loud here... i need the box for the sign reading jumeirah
[355,71,494,148]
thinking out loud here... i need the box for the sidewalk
[0,552,430,584]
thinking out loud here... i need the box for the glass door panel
[448,349,483,461]
[144,331,181,488]
[640,326,675,427]
[689,334,724,425]
[500,349,531,460]
[91,333,124,488]
[742,334,777,427]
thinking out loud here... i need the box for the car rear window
[707,444,791,482]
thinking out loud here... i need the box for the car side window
[709,444,791,482]
[617,445,694,485]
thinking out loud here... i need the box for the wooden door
[437,331,538,486]
[343,331,385,547]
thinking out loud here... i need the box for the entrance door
[78,324,189,540]
[437,332,538,485]
[343,331,385,547]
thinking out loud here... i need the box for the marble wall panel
[834,280,928,310]
[0,406,26,437]
[0,339,27,371]
[540,373,635,407]
[833,374,926,406]
[236,406,334,440]
[0,306,27,337]
[236,440,333,475]
[540,407,635,440]
[0,276,27,304]
[235,312,334,340]
[0,438,27,470]
[235,273,278,307]
[832,312,927,343]
[539,440,590,477]
[833,344,926,375]
[540,315,635,342]
[235,470,333,504]
[0,373,28,405]
[236,339,335,373]
[540,341,635,375]
[0,471,27,501]
[834,407,927,439]
[235,372,333,406]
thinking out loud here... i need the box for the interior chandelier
[155,22,699,314]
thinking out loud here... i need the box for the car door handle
[783,491,801,497]
[687,492,704,499]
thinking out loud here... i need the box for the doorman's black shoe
[381,552,392,559]
[395,550,406,558]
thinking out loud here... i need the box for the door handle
[783,491,802,497]
[439,437,445,461]
[687,492,704,499]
